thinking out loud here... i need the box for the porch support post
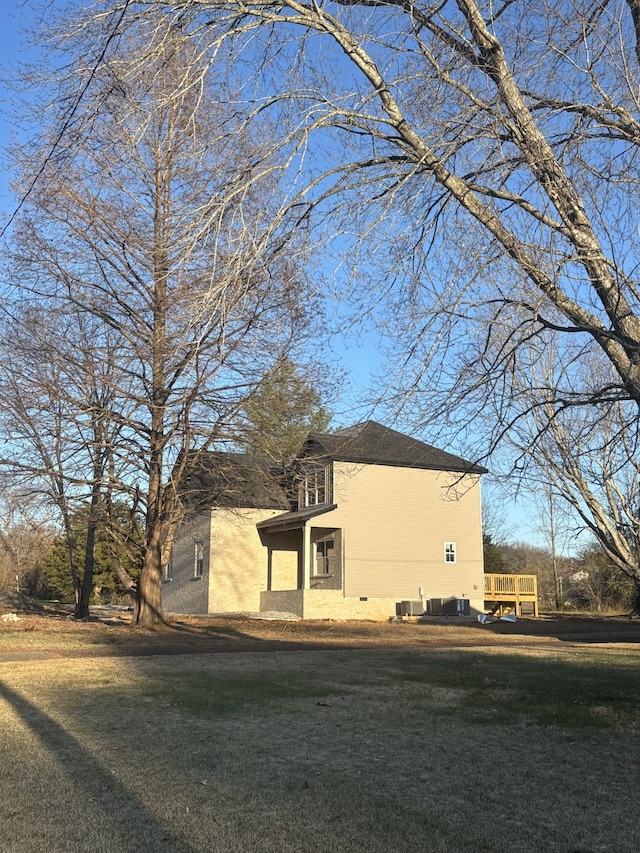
[302,522,311,589]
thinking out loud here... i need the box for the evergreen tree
[41,504,141,604]
[241,360,331,460]
[482,533,504,574]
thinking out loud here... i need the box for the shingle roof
[179,423,485,512]
[179,452,290,510]
[300,421,487,474]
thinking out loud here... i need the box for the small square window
[444,542,457,564]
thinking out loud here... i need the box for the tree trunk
[62,507,81,611]
[135,527,164,626]
[131,142,170,628]
[75,474,102,619]
[75,494,98,619]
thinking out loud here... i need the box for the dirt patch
[0,591,44,613]
[1,604,639,660]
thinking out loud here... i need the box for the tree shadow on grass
[0,679,195,853]
[472,615,640,643]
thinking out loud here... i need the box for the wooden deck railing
[484,573,538,617]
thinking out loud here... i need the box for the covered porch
[257,508,399,619]
[257,504,343,594]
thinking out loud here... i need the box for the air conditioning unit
[439,598,471,617]
[457,599,471,617]
[399,600,424,616]
[429,598,470,616]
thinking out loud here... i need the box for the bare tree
[5,21,315,625]
[568,541,637,613]
[0,493,56,597]
[11,1,640,597]
[490,333,640,588]
[61,0,640,407]
[0,302,129,615]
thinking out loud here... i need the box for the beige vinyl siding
[316,462,483,603]
[208,508,282,613]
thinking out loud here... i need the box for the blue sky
[0,2,547,547]
[0,3,389,423]
[0,3,24,212]
[0,2,46,219]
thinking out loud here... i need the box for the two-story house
[163,421,487,620]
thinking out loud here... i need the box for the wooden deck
[484,573,539,617]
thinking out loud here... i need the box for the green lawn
[0,644,638,852]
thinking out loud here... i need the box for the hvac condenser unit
[431,598,470,617]
[399,600,424,616]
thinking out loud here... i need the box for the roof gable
[299,421,486,474]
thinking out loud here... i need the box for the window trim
[194,540,205,578]
[299,463,332,509]
[444,542,457,564]
[314,539,334,576]
[162,558,173,583]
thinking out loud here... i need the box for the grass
[0,636,639,852]
[395,648,640,728]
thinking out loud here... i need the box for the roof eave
[257,503,338,532]
[325,455,487,474]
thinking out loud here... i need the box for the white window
[163,558,173,582]
[444,542,457,564]
[194,540,204,578]
[315,539,334,576]
[299,464,332,508]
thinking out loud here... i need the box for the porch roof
[257,503,338,533]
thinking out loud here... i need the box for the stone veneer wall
[261,589,398,621]
[260,589,485,621]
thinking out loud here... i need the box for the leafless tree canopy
[7,1,640,587]
[3,15,319,622]
[70,0,639,577]
[49,1,640,417]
